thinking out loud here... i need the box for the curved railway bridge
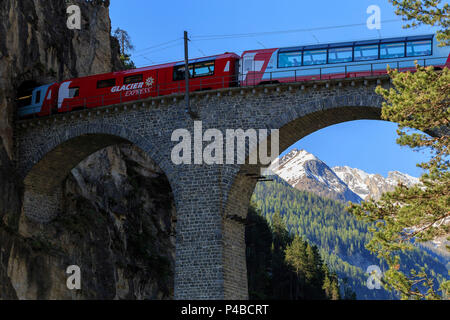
[15,75,388,299]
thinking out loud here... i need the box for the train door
[240,52,263,86]
[39,83,58,116]
[58,81,77,112]
[240,49,277,86]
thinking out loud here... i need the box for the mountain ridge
[271,149,420,203]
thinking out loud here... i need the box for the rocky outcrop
[1,144,176,299]
[0,0,176,300]
[0,0,123,157]
[0,139,21,299]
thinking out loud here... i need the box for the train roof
[62,52,239,82]
[242,34,435,54]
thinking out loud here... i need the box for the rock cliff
[1,143,176,299]
[0,1,176,300]
[0,0,122,157]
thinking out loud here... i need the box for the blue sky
[109,0,436,177]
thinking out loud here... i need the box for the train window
[193,61,215,77]
[124,74,143,84]
[406,40,432,57]
[69,87,79,98]
[173,64,194,81]
[242,56,254,73]
[97,78,116,89]
[328,47,353,64]
[278,51,302,68]
[354,45,379,61]
[34,90,41,104]
[303,49,327,66]
[380,42,405,59]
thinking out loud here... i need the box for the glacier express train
[17,34,450,118]
[17,53,240,117]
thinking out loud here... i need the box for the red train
[18,53,240,117]
[17,34,450,118]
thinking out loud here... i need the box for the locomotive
[17,34,450,118]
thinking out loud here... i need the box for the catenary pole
[184,31,190,115]
[184,31,198,119]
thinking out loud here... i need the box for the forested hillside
[248,176,449,299]
[245,206,346,300]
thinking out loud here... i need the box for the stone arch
[266,95,383,153]
[222,103,384,299]
[225,104,382,221]
[22,123,177,223]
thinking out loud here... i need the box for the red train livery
[18,53,239,117]
[17,34,450,118]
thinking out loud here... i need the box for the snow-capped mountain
[271,149,420,203]
[270,149,362,203]
[333,166,420,201]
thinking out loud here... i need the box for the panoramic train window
[97,78,116,89]
[354,44,379,61]
[406,40,432,57]
[173,64,194,81]
[328,47,353,64]
[124,74,143,84]
[193,61,215,77]
[278,51,302,68]
[303,49,327,66]
[69,87,79,98]
[380,42,405,59]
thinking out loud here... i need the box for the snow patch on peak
[387,171,420,187]
[270,149,420,203]
[333,166,420,201]
[271,150,362,203]
[279,149,318,166]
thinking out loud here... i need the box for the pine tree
[348,0,449,299]
[113,27,136,70]
[389,0,449,46]
[285,235,308,275]
[322,265,340,300]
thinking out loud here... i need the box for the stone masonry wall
[15,77,386,299]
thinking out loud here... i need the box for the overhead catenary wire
[311,34,320,44]
[256,40,267,48]
[134,49,248,68]
[132,38,183,55]
[191,41,207,56]
[190,19,402,40]
[131,18,406,67]
[134,42,184,58]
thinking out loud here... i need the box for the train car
[240,34,450,86]
[18,52,240,117]
[17,83,60,118]
[57,52,240,113]
[17,34,450,118]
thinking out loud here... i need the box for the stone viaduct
[13,75,388,299]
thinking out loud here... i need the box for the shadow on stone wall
[1,143,176,299]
